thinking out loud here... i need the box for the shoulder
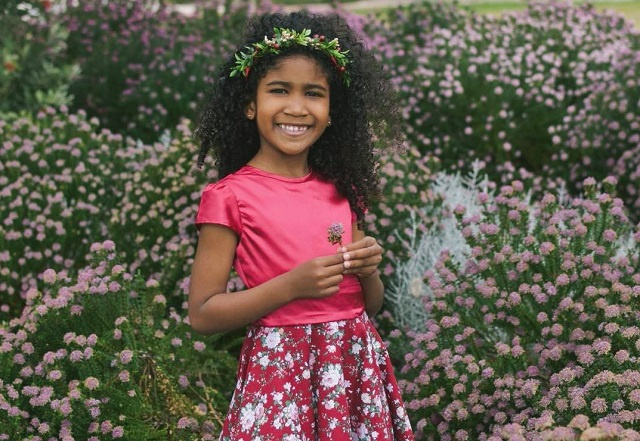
[197,174,245,235]
[201,167,252,196]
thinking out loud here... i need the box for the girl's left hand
[339,236,383,278]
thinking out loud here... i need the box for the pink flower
[590,397,607,413]
[327,222,344,245]
[539,242,555,255]
[119,350,133,364]
[592,339,611,355]
[84,377,99,390]
[602,229,617,242]
[42,269,57,284]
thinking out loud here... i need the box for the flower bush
[366,148,441,282]
[387,177,640,439]
[61,0,250,142]
[0,107,219,320]
[361,1,640,219]
[383,164,496,331]
[0,240,238,440]
[3,0,640,439]
[1,0,78,114]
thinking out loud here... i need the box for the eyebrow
[265,80,328,92]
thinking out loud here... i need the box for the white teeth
[279,124,308,133]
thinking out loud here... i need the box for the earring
[246,112,254,119]
[327,119,332,127]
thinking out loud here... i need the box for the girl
[189,10,414,441]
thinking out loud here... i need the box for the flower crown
[230,28,351,87]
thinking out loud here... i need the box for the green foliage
[62,0,250,142]
[393,177,640,438]
[0,242,239,440]
[363,0,640,218]
[0,108,217,321]
[366,148,442,284]
[0,1,78,115]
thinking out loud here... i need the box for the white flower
[254,403,265,421]
[272,392,283,404]
[240,407,256,431]
[285,402,299,420]
[265,332,281,349]
[302,369,311,379]
[361,393,371,404]
[321,365,342,389]
[326,322,340,335]
[326,344,336,353]
[259,356,269,367]
[352,343,362,354]
[324,399,336,410]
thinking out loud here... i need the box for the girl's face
[246,55,330,163]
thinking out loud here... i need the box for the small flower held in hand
[327,222,344,246]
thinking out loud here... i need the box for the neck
[247,153,310,178]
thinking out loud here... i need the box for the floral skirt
[219,312,415,441]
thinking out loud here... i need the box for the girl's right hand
[287,254,345,299]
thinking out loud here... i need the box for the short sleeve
[195,183,242,236]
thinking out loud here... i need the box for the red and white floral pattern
[219,313,415,440]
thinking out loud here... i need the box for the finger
[345,265,378,275]
[322,274,344,287]
[343,244,382,261]
[325,262,348,275]
[338,236,370,253]
[343,254,381,270]
[343,237,379,254]
[318,253,345,266]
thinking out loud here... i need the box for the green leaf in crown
[229,27,351,87]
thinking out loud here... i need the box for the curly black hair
[195,11,404,222]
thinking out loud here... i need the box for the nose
[283,93,308,116]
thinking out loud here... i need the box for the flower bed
[2,0,640,439]
[361,0,640,219]
[384,177,640,439]
[0,241,238,440]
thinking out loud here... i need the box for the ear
[245,102,256,120]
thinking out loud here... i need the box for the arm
[188,224,345,335]
[341,223,385,317]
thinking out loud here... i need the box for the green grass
[165,0,640,28]
[335,0,640,28]
[453,1,640,28]
[273,0,359,4]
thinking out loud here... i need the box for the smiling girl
[189,11,414,440]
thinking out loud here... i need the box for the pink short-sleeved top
[195,165,365,326]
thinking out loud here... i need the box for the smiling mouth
[277,124,310,135]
